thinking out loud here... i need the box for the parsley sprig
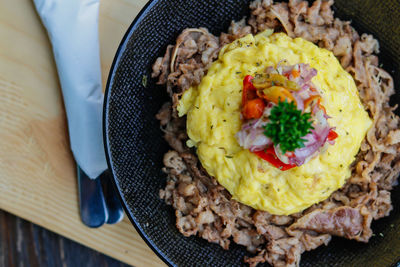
[264,100,313,153]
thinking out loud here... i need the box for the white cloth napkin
[34,0,107,178]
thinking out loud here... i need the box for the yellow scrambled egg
[177,31,372,215]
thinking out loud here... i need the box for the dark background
[0,210,131,267]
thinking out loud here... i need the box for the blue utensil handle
[100,170,124,224]
[77,165,108,228]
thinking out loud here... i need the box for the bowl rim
[102,0,174,266]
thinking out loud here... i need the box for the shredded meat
[220,18,253,47]
[152,28,219,114]
[156,102,188,152]
[153,0,400,266]
[287,206,372,241]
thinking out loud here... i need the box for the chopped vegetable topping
[236,62,338,171]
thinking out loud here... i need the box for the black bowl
[103,0,400,266]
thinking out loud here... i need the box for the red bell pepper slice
[253,146,296,171]
[327,130,338,141]
[242,75,264,119]
[242,75,257,104]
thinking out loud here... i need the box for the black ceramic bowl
[104,0,400,266]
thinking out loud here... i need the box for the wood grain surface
[0,0,165,266]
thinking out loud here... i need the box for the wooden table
[0,0,165,266]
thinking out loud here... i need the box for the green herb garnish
[142,75,148,87]
[264,100,313,153]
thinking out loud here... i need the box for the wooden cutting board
[0,0,165,266]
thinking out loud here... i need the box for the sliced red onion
[253,117,267,129]
[303,131,318,145]
[274,145,290,164]
[302,67,317,84]
[289,109,332,165]
[263,102,275,117]
[312,103,320,115]
[292,129,328,166]
[298,89,310,100]
[236,128,272,152]
[292,92,304,111]
[241,116,269,131]
[313,110,328,132]
[250,132,272,152]
[292,64,317,89]
[300,84,310,92]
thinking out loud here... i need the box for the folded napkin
[34,0,107,178]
